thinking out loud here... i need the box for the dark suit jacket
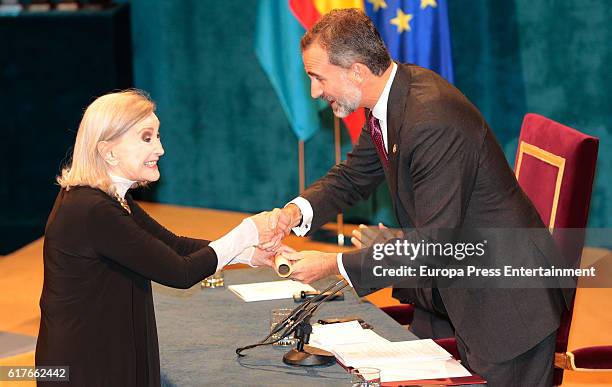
[36,187,218,386]
[301,63,568,362]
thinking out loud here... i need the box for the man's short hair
[301,8,391,76]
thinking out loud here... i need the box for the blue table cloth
[154,267,418,386]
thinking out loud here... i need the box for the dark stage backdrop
[130,0,610,228]
[1,1,609,253]
[0,5,132,254]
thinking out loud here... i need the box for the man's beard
[325,75,362,118]
[330,93,360,117]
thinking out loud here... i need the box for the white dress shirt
[288,63,398,286]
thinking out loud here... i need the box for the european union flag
[365,0,454,83]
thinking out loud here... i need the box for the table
[154,268,418,386]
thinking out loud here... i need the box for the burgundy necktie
[368,112,389,168]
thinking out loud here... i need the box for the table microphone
[280,280,349,366]
[235,279,347,360]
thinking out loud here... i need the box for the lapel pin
[392,144,397,154]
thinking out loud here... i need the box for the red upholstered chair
[380,113,602,384]
[515,114,603,385]
[378,304,415,326]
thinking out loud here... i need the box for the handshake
[245,205,339,284]
[245,205,402,284]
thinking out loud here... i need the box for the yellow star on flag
[390,9,413,33]
[367,0,387,11]
[420,0,437,9]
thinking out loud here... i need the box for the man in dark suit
[268,9,568,386]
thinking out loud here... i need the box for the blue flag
[365,0,454,83]
[254,0,326,141]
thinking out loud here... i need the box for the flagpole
[298,140,305,194]
[334,116,344,246]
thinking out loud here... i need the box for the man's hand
[351,223,403,248]
[269,205,302,238]
[249,205,302,252]
[281,250,339,284]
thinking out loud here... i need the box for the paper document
[332,339,472,382]
[309,321,389,351]
[378,359,472,382]
[228,280,315,302]
[332,339,452,369]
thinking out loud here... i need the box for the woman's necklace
[114,192,131,214]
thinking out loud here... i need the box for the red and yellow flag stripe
[288,0,367,143]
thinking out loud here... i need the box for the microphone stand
[235,279,347,357]
[282,280,348,366]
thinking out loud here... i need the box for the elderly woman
[35,90,280,386]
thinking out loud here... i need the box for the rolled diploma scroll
[275,255,293,277]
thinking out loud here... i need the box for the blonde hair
[57,89,156,196]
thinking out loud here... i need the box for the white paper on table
[227,280,316,302]
[331,339,452,369]
[309,321,389,351]
[378,359,472,382]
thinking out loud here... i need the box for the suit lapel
[385,64,411,209]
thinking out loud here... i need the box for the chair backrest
[514,113,599,385]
